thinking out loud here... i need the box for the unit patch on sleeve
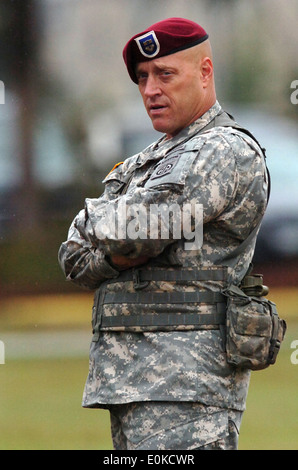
[150,154,180,180]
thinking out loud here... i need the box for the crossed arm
[58,132,252,290]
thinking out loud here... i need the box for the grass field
[0,289,297,450]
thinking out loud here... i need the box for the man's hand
[110,254,149,271]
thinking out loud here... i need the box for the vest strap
[103,290,225,305]
[100,310,226,330]
[112,267,227,284]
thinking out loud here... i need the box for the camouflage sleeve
[58,209,119,290]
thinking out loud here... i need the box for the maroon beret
[123,18,209,84]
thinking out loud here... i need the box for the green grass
[239,346,298,450]
[0,357,112,450]
[0,289,297,450]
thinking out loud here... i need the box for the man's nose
[144,75,161,98]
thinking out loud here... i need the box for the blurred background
[0,0,297,450]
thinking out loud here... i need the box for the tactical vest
[92,111,269,338]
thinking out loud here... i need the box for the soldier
[58,18,269,450]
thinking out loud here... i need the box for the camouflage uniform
[109,402,242,450]
[58,101,268,449]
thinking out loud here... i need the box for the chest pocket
[144,150,198,189]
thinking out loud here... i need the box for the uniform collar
[139,101,222,163]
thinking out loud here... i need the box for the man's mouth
[149,104,166,115]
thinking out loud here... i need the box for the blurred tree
[0,2,14,83]
[0,0,41,233]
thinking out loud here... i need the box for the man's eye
[160,71,174,79]
[137,73,147,82]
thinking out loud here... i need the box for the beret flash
[123,17,209,83]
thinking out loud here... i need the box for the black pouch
[223,284,287,371]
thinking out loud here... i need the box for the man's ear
[201,57,213,87]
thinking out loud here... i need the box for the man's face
[136,49,208,139]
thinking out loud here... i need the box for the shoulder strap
[201,110,271,203]
[202,110,271,265]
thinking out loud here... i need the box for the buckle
[241,274,269,297]
[133,269,149,291]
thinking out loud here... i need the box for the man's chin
[150,119,170,136]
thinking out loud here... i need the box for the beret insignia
[135,31,160,58]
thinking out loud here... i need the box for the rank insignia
[135,30,160,58]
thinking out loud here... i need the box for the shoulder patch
[105,161,124,178]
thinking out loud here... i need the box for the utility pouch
[223,279,287,371]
